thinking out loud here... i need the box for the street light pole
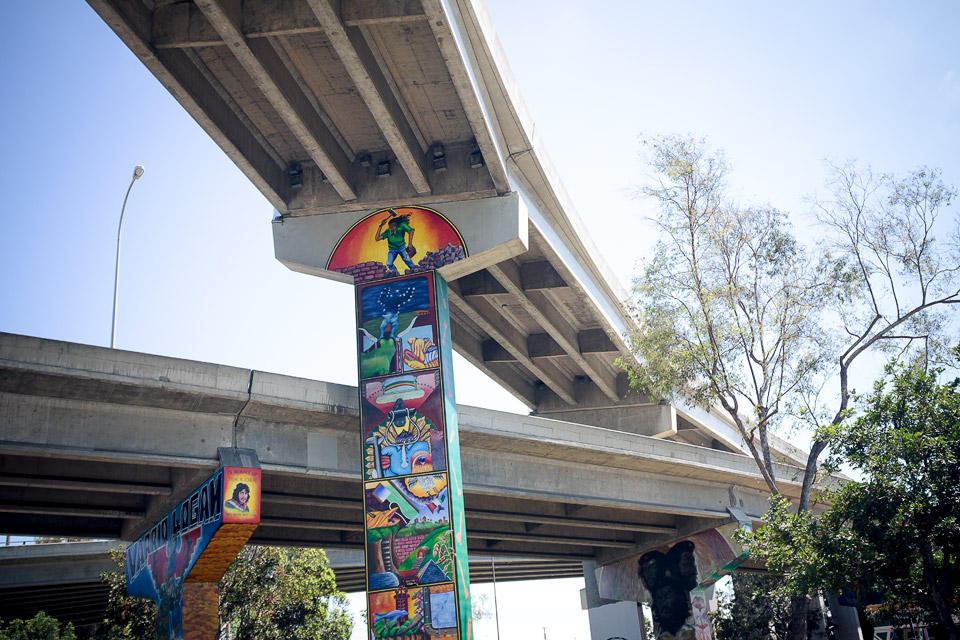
[111,165,145,349]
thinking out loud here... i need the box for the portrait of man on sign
[224,483,251,513]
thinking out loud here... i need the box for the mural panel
[329,206,467,283]
[365,478,454,591]
[126,466,261,640]
[369,584,459,640]
[362,370,446,479]
[356,274,439,378]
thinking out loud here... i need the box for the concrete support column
[582,561,647,640]
[826,594,864,640]
[357,271,472,639]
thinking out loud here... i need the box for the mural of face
[380,441,430,477]
[638,541,699,637]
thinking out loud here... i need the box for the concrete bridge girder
[0,333,820,564]
[83,0,775,458]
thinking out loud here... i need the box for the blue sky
[1,1,958,639]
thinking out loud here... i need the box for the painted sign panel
[330,206,467,283]
[356,274,439,378]
[126,466,261,640]
[354,263,472,639]
[273,193,528,285]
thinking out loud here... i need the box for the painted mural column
[330,206,473,640]
[125,448,261,640]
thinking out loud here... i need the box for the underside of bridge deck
[83,0,772,453]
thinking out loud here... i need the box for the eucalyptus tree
[796,162,960,512]
[624,135,960,640]
[622,134,826,496]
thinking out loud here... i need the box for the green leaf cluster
[747,364,960,637]
[0,612,75,640]
[219,546,352,640]
[712,574,807,640]
[95,550,156,640]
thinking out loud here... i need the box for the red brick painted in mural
[392,532,429,562]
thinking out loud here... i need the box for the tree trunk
[371,539,386,574]
[787,594,808,640]
[389,532,400,573]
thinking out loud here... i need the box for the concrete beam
[487,260,619,401]
[0,542,117,588]
[341,0,425,26]
[448,283,577,405]
[578,328,619,354]
[306,0,431,194]
[450,322,537,409]
[86,0,290,212]
[520,260,566,290]
[466,509,677,536]
[152,0,425,48]
[0,504,143,519]
[482,331,609,363]
[0,475,170,496]
[528,333,566,358]
[195,0,357,201]
[284,140,497,214]
[420,0,509,194]
[477,531,635,550]
[458,270,508,297]
[535,375,678,439]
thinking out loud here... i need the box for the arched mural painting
[328,206,467,283]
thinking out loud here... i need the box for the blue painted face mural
[381,441,431,477]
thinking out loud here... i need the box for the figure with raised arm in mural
[375,209,416,274]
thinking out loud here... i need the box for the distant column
[125,448,261,640]
[582,560,647,640]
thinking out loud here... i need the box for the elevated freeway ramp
[85,0,785,453]
[0,332,816,564]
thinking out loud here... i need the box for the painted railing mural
[330,206,474,640]
[125,450,261,640]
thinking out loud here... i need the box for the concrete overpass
[84,0,786,454]
[0,332,812,562]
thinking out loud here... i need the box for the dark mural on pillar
[332,207,473,640]
[638,541,700,640]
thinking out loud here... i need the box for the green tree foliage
[626,134,960,640]
[95,550,156,640]
[219,546,352,640]
[0,612,76,640]
[93,546,352,640]
[623,134,825,494]
[797,162,960,513]
[748,364,960,639]
[712,574,792,640]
